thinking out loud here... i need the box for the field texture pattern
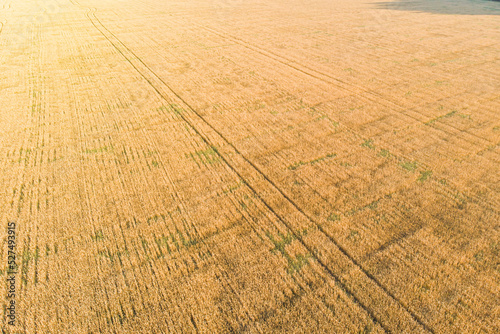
[0,0,499,333]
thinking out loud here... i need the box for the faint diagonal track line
[80,4,393,332]
[76,1,498,332]
[191,22,500,217]
[68,3,440,332]
[196,24,495,146]
[107,13,500,219]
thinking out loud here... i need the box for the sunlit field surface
[0,0,499,332]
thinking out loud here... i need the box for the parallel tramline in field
[0,0,499,333]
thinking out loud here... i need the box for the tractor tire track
[185,21,500,219]
[119,15,498,221]
[197,23,471,107]
[81,4,394,333]
[77,4,434,333]
[195,24,494,148]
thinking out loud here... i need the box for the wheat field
[0,0,499,333]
